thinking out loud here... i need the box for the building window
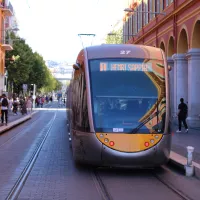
[157,0,165,13]
[138,3,142,31]
[135,7,139,33]
[133,12,137,34]
[143,0,149,25]
[129,16,132,39]
[126,21,128,42]
[157,0,164,12]
[131,14,134,36]
[149,0,155,21]
[166,0,173,7]
[131,15,133,37]
[123,23,126,43]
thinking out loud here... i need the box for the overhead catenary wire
[78,34,96,49]
[77,0,101,48]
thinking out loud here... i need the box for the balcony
[1,38,13,51]
[0,2,13,17]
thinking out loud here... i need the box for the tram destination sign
[100,62,153,72]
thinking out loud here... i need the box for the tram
[66,44,172,168]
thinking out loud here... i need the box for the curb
[169,151,200,179]
[0,111,38,135]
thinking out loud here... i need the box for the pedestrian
[8,97,13,112]
[21,98,27,115]
[176,98,188,133]
[1,94,9,126]
[26,96,32,114]
[12,98,18,115]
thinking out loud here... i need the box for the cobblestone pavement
[0,103,200,199]
[0,111,55,199]
[18,110,200,200]
[18,110,102,200]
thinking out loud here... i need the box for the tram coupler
[185,146,194,177]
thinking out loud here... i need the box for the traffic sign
[23,84,27,91]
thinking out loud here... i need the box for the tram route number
[100,62,152,72]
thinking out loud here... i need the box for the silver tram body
[66,44,172,168]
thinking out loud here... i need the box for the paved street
[0,102,200,200]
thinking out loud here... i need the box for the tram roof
[84,44,163,60]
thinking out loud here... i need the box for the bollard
[185,146,194,177]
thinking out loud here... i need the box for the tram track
[4,111,57,200]
[0,105,55,149]
[92,169,113,200]
[153,166,194,200]
[91,165,196,200]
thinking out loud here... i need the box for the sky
[10,0,125,62]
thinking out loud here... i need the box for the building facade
[0,0,13,94]
[123,0,200,126]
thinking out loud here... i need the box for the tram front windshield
[89,58,166,133]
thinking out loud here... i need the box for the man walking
[177,98,188,133]
[1,94,9,126]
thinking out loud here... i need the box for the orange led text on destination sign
[100,63,151,72]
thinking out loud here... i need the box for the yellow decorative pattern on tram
[96,133,163,152]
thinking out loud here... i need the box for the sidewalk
[170,119,200,178]
[0,111,36,134]
[0,102,53,134]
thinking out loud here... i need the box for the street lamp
[107,33,137,37]
[78,34,96,36]
[124,8,166,16]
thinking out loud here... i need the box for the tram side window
[72,71,90,132]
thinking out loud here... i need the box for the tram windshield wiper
[131,111,160,134]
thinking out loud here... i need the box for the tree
[105,27,123,44]
[5,32,61,95]
[6,34,35,94]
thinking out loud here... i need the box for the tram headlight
[154,135,159,139]
[100,134,104,138]
[150,139,154,144]
[104,138,109,143]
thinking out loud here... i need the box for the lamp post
[107,33,137,36]
[31,84,36,109]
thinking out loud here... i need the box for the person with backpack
[1,94,9,126]
[176,98,188,133]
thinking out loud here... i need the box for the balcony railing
[1,38,13,51]
[0,2,13,17]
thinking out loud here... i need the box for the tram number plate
[113,128,124,132]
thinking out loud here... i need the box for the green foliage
[5,32,59,94]
[105,28,123,44]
